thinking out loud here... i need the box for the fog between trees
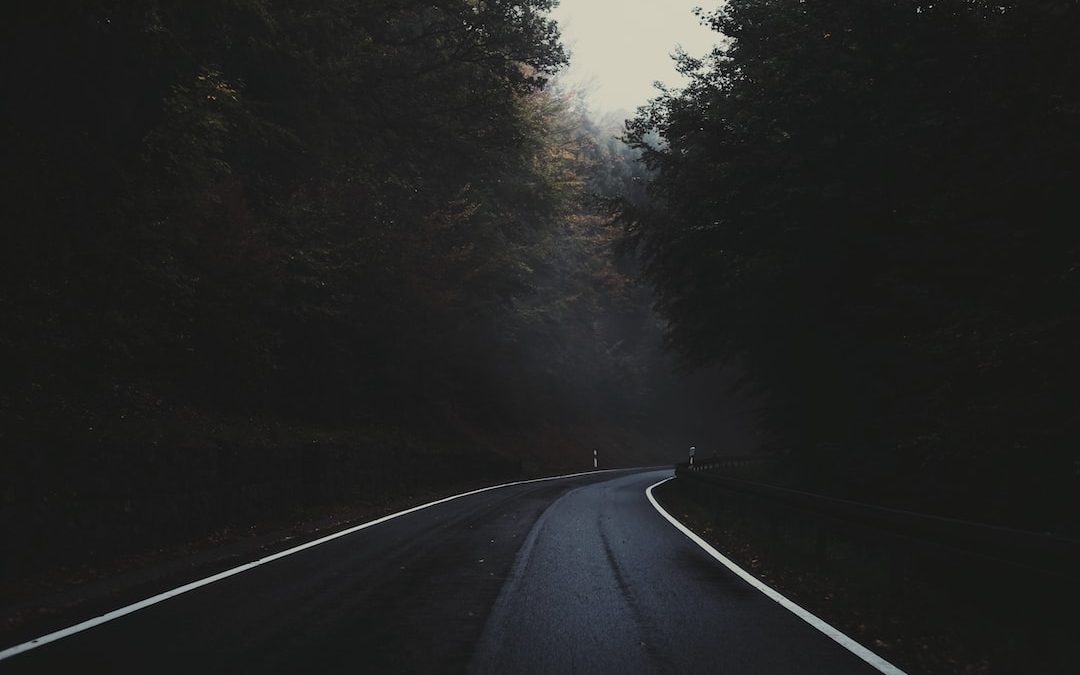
[1,2,756,575]
[2,0,1078,577]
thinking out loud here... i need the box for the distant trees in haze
[622,0,1080,530]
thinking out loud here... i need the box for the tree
[622,0,1080,529]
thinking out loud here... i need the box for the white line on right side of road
[0,467,629,663]
[645,477,908,675]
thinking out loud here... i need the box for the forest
[622,0,1080,533]
[0,1,744,578]
[2,0,1078,585]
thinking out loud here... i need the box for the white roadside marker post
[593,448,598,469]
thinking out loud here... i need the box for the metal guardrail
[685,455,768,472]
[675,463,1080,582]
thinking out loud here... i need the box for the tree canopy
[2,0,575,428]
[622,0,1080,530]
[2,1,716,576]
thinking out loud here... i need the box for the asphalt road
[2,469,884,674]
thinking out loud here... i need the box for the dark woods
[622,0,1080,533]
[2,0,1078,580]
[0,1,674,573]
[3,0,567,428]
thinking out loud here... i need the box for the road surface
[1,469,887,674]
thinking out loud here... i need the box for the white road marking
[0,468,626,662]
[645,477,908,675]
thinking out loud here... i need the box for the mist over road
[3,469,883,674]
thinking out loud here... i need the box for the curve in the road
[645,478,905,675]
[469,470,899,675]
[1,468,907,674]
[0,468,626,663]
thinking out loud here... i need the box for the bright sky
[549,0,720,117]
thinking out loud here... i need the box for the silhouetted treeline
[0,1,711,576]
[622,0,1080,532]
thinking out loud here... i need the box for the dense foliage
[0,1,704,574]
[3,0,570,427]
[623,0,1080,529]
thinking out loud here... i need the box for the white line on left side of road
[645,477,908,675]
[0,468,627,662]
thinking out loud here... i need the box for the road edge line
[645,477,908,675]
[0,467,628,662]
